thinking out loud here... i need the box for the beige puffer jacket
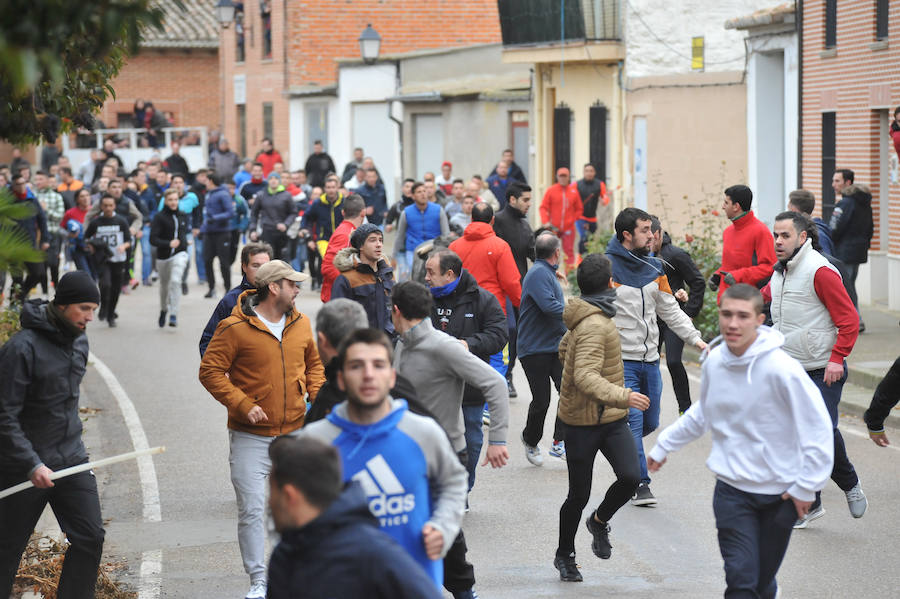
[558,297,632,426]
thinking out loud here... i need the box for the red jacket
[449,221,522,313]
[320,219,356,302]
[717,210,776,300]
[256,150,284,177]
[891,126,900,162]
[540,183,583,232]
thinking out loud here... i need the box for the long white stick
[0,446,166,500]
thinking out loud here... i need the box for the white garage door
[352,102,398,200]
[414,113,443,180]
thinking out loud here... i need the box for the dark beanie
[350,223,382,250]
[54,271,101,306]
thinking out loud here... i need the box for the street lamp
[215,0,235,26]
[358,24,382,65]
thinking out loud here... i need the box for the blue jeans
[806,363,858,505]
[140,224,153,282]
[624,360,663,484]
[713,480,794,599]
[193,234,206,281]
[461,404,484,491]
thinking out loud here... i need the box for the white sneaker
[845,483,868,518]
[245,580,266,599]
[549,440,566,460]
[521,432,543,466]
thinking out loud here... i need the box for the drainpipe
[388,61,403,201]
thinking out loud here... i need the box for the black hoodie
[0,301,90,476]
[267,482,441,599]
[150,203,190,260]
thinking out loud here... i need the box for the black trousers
[556,419,640,557]
[98,262,125,318]
[229,229,241,265]
[203,231,233,292]
[660,322,692,413]
[39,234,62,294]
[261,229,288,262]
[443,449,476,594]
[521,353,564,446]
[11,261,43,301]
[0,470,105,599]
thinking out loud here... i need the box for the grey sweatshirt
[393,318,508,452]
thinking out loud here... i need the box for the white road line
[89,352,163,599]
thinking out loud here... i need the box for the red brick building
[220,0,501,167]
[100,0,220,132]
[801,0,900,308]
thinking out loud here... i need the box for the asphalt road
[76,268,900,599]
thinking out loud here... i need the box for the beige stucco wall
[531,61,625,228]
[626,71,748,239]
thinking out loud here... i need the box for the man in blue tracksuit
[519,231,569,464]
[393,182,449,280]
[302,328,467,592]
[200,173,236,298]
[197,242,273,356]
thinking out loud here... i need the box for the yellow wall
[531,62,624,228]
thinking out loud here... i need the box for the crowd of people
[1,130,898,599]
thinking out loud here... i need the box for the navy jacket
[267,482,441,599]
[813,217,835,257]
[829,186,874,264]
[201,185,235,234]
[355,182,388,225]
[300,194,344,241]
[517,259,567,358]
[198,276,253,356]
[11,190,49,248]
[0,301,89,476]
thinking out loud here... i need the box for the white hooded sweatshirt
[648,326,833,501]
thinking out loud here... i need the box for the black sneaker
[553,554,583,582]
[107,317,117,328]
[98,308,107,321]
[585,515,612,559]
[158,311,167,328]
[181,282,189,295]
[631,482,658,507]
[507,378,517,398]
[169,314,177,328]
[204,289,215,298]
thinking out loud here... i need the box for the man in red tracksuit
[320,194,365,302]
[449,203,522,316]
[708,185,775,301]
[540,168,583,270]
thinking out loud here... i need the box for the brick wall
[103,49,220,132]
[222,0,500,167]
[801,0,899,255]
[286,0,501,88]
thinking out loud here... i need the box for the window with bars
[589,103,608,181]
[235,9,245,62]
[261,2,272,59]
[238,105,247,159]
[263,103,274,142]
[554,104,572,174]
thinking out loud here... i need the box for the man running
[763,211,865,528]
[648,284,833,599]
[199,260,325,599]
[303,328,467,590]
[554,254,649,582]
